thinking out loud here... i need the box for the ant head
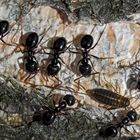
[99,125,118,137]
[0,20,9,35]
[25,32,39,50]
[53,37,67,52]
[42,110,56,125]
[63,94,75,106]
[127,110,137,122]
[80,35,93,49]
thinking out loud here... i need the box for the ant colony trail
[0,1,140,140]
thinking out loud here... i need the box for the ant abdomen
[79,64,91,76]
[86,88,130,108]
[25,60,38,73]
[33,110,56,125]
[47,64,60,76]
[99,125,118,137]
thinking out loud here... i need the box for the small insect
[42,37,71,86]
[86,88,130,109]
[46,37,67,76]
[0,20,12,45]
[17,32,43,84]
[69,26,112,83]
[32,94,76,125]
[99,109,139,138]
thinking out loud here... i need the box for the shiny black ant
[18,31,46,83]
[31,94,75,125]
[99,109,139,138]
[69,25,112,84]
[42,37,71,86]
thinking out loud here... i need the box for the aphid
[0,20,10,44]
[86,88,130,108]
[69,25,112,82]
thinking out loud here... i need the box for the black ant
[18,31,45,84]
[42,37,71,86]
[31,94,76,125]
[47,37,67,76]
[69,25,112,84]
[99,109,139,138]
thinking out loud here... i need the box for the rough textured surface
[0,0,140,140]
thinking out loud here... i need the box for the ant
[31,94,76,125]
[69,25,112,86]
[99,108,139,138]
[18,31,45,84]
[42,37,71,86]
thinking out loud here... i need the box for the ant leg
[90,54,113,60]
[22,74,37,87]
[74,76,87,91]
[0,37,12,46]
[53,76,62,88]
[88,58,98,72]
[88,25,107,51]
[69,49,81,54]
[38,26,52,45]
[90,72,101,85]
